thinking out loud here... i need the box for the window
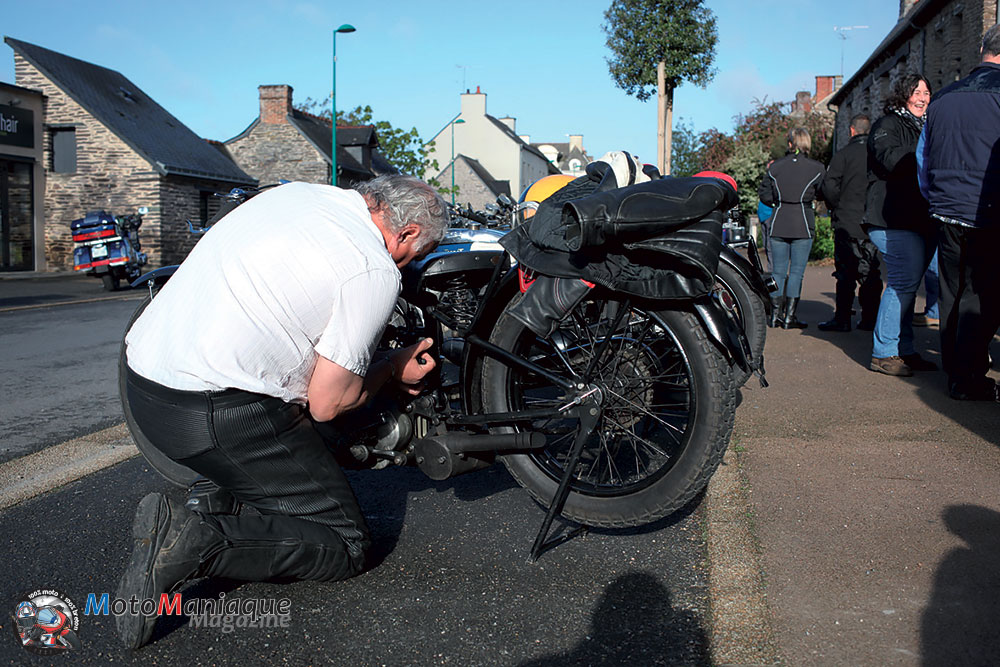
[51,128,77,173]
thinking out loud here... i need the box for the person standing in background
[819,114,882,333]
[758,128,826,329]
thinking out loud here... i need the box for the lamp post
[450,118,465,205]
[331,23,356,186]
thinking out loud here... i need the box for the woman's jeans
[769,237,813,298]
[868,227,936,358]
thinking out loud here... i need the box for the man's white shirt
[126,182,401,404]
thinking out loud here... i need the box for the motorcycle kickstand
[528,404,599,562]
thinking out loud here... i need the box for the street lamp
[331,23,356,186]
[450,118,465,205]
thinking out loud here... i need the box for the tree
[669,118,701,176]
[295,98,440,183]
[603,0,718,175]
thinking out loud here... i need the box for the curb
[705,443,781,666]
[0,423,138,510]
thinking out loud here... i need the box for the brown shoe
[870,356,914,377]
[900,353,938,371]
[912,314,940,327]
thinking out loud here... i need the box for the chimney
[899,0,918,19]
[794,90,812,114]
[260,85,293,124]
[519,135,531,144]
[498,116,516,131]
[814,75,835,102]
[461,85,486,118]
[569,134,583,151]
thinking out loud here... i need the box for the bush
[810,215,834,261]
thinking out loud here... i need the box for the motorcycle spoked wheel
[482,294,736,529]
[118,290,202,488]
[714,261,766,386]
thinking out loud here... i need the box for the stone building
[530,135,594,178]
[224,84,396,188]
[434,154,511,209]
[828,0,1000,148]
[4,37,255,271]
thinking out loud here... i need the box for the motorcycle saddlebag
[71,211,118,242]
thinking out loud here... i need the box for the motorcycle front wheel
[481,294,736,529]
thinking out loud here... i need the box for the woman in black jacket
[758,127,826,328]
[865,73,937,377]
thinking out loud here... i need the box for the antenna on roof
[456,64,467,91]
[833,25,869,78]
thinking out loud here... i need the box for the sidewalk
[722,263,1000,665]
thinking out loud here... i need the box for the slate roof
[285,111,369,176]
[458,155,511,197]
[5,37,254,184]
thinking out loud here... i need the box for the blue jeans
[923,249,939,319]
[868,228,936,358]
[769,237,813,299]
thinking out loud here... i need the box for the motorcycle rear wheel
[482,294,736,528]
[118,291,201,488]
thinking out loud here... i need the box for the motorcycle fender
[719,244,770,302]
[693,299,751,373]
[129,264,178,289]
[415,249,509,293]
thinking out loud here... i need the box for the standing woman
[758,127,826,329]
[865,73,937,377]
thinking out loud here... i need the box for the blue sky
[3,0,899,171]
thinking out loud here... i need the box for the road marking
[0,294,145,313]
[0,423,139,510]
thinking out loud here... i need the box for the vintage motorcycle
[120,172,760,559]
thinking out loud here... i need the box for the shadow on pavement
[921,504,1000,665]
[517,571,708,666]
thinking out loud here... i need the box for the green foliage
[696,128,735,171]
[602,0,718,101]
[670,118,700,176]
[722,142,770,219]
[810,215,835,261]
[295,98,440,184]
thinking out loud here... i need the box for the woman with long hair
[758,127,826,329]
[865,72,937,376]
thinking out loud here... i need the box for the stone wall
[15,54,160,269]
[832,0,998,149]
[226,122,329,186]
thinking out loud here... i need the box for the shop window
[51,128,77,173]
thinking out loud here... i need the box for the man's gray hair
[354,175,449,251]
[983,23,1000,58]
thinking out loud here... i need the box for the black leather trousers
[125,368,370,582]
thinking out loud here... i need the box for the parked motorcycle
[71,207,148,291]
[120,174,756,559]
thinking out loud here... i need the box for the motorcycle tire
[481,293,736,529]
[102,273,120,292]
[714,261,766,386]
[118,291,201,488]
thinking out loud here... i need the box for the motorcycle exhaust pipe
[414,432,546,481]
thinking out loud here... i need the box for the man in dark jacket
[819,114,881,332]
[917,24,1000,401]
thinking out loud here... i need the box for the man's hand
[390,337,437,395]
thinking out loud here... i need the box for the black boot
[116,493,226,649]
[768,297,785,328]
[781,297,808,329]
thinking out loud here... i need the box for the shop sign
[0,104,33,148]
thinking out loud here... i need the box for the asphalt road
[0,292,142,463]
[0,456,712,665]
[0,274,716,665]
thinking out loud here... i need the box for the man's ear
[398,224,421,244]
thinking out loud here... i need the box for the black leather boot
[782,297,808,329]
[116,493,227,649]
[768,297,785,328]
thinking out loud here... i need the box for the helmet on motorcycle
[516,174,574,225]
